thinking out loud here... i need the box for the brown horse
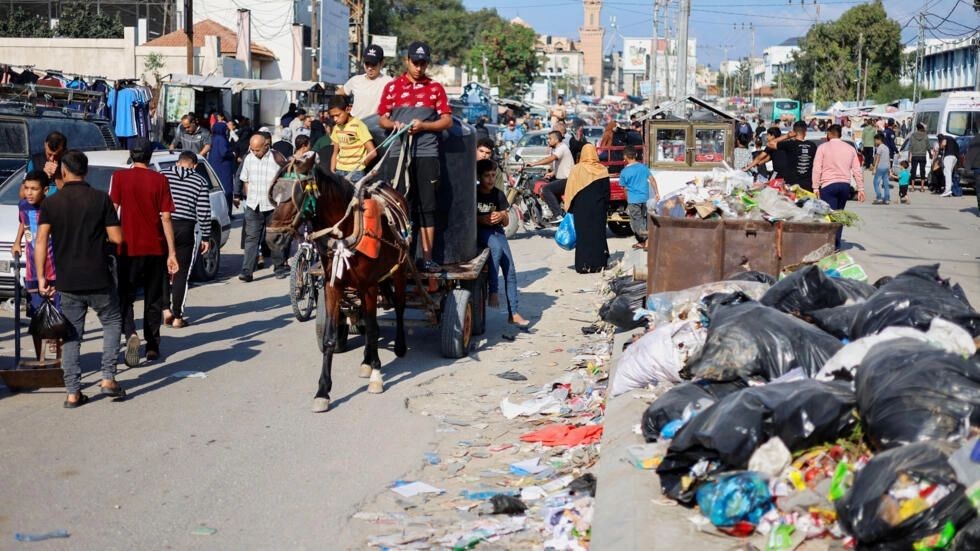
[266,159,409,413]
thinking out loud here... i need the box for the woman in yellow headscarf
[563,143,610,273]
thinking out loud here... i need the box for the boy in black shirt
[477,159,528,328]
[772,121,817,191]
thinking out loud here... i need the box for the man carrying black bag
[35,150,127,408]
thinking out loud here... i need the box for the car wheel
[191,227,221,281]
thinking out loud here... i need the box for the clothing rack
[0,82,106,115]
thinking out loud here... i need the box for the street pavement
[0,215,603,549]
[0,186,976,550]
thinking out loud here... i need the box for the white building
[648,38,697,101]
[762,38,800,86]
[903,37,979,93]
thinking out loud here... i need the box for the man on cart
[378,41,453,273]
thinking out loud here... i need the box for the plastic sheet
[657,380,857,504]
[836,441,977,549]
[641,380,747,442]
[848,264,980,338]
[696,472,774,528]
[610,321,706,397]
[681,302,843,383]
[855,340,980,450]
[760,265,875,316]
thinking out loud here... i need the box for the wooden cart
[313,249,490,359]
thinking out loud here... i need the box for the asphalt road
[0,187,976,550]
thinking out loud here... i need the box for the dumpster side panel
[722,220,780,278]
[779,222,841,268]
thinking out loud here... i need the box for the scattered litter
[390,481,444,498]
[170,371,207,379]
[190,526,217,536]
[568,473,597,497]
[423,452,441,465]
[496,370,528,381]
[488,494,528,515]
[500,395,561,419]
[509,457,549,476]
[14,530,70,542]
[520,424,603,447]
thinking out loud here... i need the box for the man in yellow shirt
[328,95,377,181]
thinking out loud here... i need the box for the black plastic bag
[837,441,976,549]
[727,270,778,285]
[29,297,72,340]
[849,264,980,338]
[952,517,980,551]
[856,340,980,451]
[808,304,863,340]
[599,294,646,330]
[609,276,643,296]
[568,473,597,497]
[760,265,875,315]
[489,495,528,515]
[641,380,747,442]
[681,302,843,383]
[699,291,754,317]
[657,380,857,504]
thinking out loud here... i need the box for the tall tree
[785,0,900,106]
[57,2,124,39]
[0,7,53,38]
[466,19,541,97]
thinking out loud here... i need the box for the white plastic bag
[611,321,707,397]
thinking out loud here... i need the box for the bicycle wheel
[290,249,317,321]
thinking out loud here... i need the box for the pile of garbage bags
[614,260,980,548]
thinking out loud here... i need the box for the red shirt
[108,167,175,256]
[378,74,451,158]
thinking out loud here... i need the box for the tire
[191,228,221,281]
[465,275,487,337]
[607,220,634,237]
[504,205,521,238]
[289,250,317,321]
[529,200,545,229]
[440,288,473,359]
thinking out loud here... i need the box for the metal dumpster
[646,215,841,294]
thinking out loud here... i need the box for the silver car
[0,150,232,297]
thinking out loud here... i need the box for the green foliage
[143,52,165,85]
[56,2,124,39]
[0,7,54,38]
[466,19,542,97]
[785,0,901,104]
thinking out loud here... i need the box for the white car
[0,150,232,297]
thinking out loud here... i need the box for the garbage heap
[651,167,859,226]
[608,258,980,550]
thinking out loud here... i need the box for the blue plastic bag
[554,213,576,250]
[696,472,773,528]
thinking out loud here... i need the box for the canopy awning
[165,74,321,93]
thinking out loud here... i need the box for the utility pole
[364,0,370,51]
[856,33,863,103]
[311,0,319,81]
[722,45,731,99]
[749,23,755,108]
[648,0,659,108]
[676,0,691,101]
[914,11,925,102]
[184,0,193,74]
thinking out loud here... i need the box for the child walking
[892,160,912,204]
[476,159,529,328]
[12,171,58,315]
[618,146,659,250]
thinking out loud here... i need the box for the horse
[265,156,410,413]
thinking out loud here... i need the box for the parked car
[0,150,232,297]
[505,130,551,172]
[892,136,937,175]
[0,107,118,183]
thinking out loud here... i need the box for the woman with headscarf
[207,120,236,209]
[563,143,610,273]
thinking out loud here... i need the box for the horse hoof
[367,380,384,394]
[358,364,372,378]
[311,397,330,413]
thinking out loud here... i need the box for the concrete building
[579,0,605,94]
[761,38,800,86]
[904,37,979,93]
[650,38,697,101]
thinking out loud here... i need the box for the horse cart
[313,248,489,359]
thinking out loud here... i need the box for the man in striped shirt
[235,133,287,281]
[160,151,213,327]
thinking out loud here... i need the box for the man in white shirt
[235,134,287,281]
[287,108,307,140]
[526,130,574,221]
[339,45,394,120]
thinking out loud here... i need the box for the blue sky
[461,0,975,69]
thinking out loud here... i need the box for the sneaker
[124,334,141,367]
[422,259,442,273]
[940,191,953,197]
[274,269,289,280]
[238,273,253,282]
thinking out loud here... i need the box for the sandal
[172,318,189,328]
[63,393,90,409]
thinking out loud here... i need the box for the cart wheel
[440,288,473,359]
[607,220,634,237]
[289,252,317,322]
[465,276,487,337]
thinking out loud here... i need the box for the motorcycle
[504,165,549,238]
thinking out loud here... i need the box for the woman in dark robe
[563,143,610,273]
[207,120,237,209]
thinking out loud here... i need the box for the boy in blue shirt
[618,146,658,249]
[892,160,912,204]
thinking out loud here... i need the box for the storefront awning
[165,74,321,93]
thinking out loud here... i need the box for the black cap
[128,136,152,156]
[364,44,384,64]
[407,41,431,62]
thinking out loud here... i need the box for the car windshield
[946,111,979,137]
[519,133,548,147]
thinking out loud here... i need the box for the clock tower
[580,0,605,94]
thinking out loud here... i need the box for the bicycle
[289,230,322,322]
